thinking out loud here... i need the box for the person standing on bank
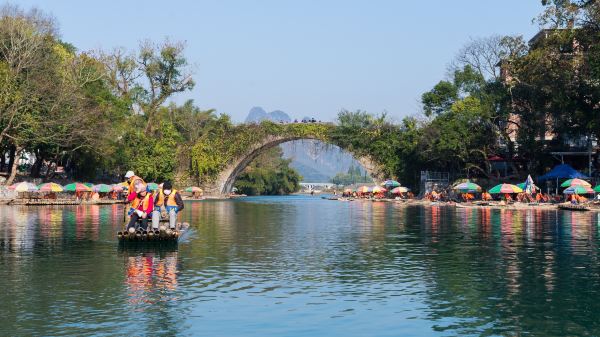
[152,181,184,230]
[127,184,154,231]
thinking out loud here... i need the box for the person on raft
[152,181,184,230]
[125,170,145,196]
[127,183,154,231]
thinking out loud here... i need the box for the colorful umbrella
[372,186,387,193]
[391,186,409,194]
[488,183,523,194]
[563,186,594,195]
[517,182,540,192]
[38,182,63,192]
[146,182,159,191]
[112,184,124,192]
[522,174,539,194]
[453,182,482,193]
[561,178,591,188]
[9,182,38,192]
[92,184,112,193]
[381,180,400,188]
[83,182,94,188]
[185,186,202,193]
[64,183,92,192]
[357,186,370,193]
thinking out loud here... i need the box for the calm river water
[1,196,600,336]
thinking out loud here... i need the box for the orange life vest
[131,192,152,210]
[155,189,178,207]
[127,175,145,195]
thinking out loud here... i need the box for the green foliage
[234,147,302,195]
[119,120,182,182]
[330,164,372,186]
[422,81,458,116]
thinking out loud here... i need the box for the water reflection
[124,250,179,301]
[2,200,600,336]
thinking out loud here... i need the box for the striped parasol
[561,178,591,188]
[391,186,409,194]
[93,184,112,193]
[372,186,387,193]
[64,183,92,192]
[185,186,202,193]
[38,182,63,192]
[9,182,38,192]
[563,186,594,195]
[488,184,523,194]
[381,180,400,188]
[357,186,370,193]
[453,182,482,193]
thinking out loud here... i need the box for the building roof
[528,28,574,47]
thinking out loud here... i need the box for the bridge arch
[214,135,385,195]
[188,122,389,196]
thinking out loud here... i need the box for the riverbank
[325,196,600,211]
[0,199,126,206]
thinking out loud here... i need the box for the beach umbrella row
[8,182,130,193]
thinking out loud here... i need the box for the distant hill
[245,107,269,123]
[243,107,367,183]
[288,161,330,183]
[245,107,291,123]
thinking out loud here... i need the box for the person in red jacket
[127,184,154,231]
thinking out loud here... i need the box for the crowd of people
[125,171,185,232]
[340,190,415,199]
[423,190,578,204]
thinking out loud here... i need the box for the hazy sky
[14,0,544,122]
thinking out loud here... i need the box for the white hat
[125,171,135,178]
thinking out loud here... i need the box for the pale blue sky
[13,0,544,122]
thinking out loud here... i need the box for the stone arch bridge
[189,122,388,196]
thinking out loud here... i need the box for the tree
[234,147,302,195]
[0,5,115,184]
[99,39,195,133]
[451,35,527,81]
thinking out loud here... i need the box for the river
[1,195,599,336]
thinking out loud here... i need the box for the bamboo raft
[557,203,590,211]
[117,221,190,242]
